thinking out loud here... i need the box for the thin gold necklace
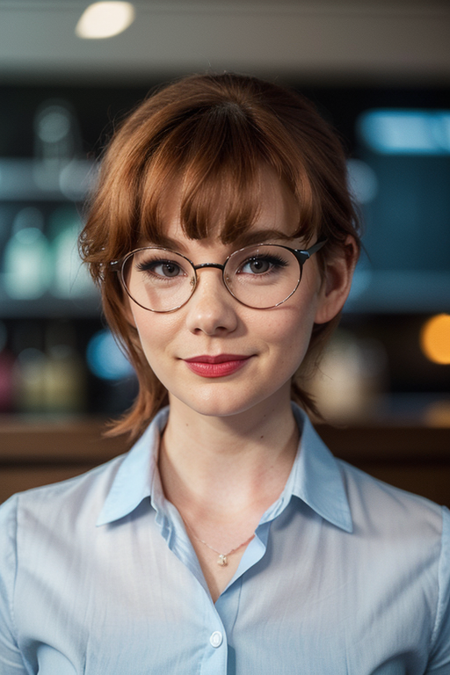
[184,521,255,566]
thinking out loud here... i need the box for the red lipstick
[183,354,252,378]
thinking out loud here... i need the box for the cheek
[131,308,180,358]
[257,305,317,365]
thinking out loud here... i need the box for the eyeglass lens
[121,245,302,312]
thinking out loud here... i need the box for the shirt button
[209,631,223,648]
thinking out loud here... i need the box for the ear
[314,235,358,325]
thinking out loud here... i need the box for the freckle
[260,435,264,439]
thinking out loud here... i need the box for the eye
[238,254,288,275]
[137,258,186,278]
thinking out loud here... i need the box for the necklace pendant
[217,554,228,566]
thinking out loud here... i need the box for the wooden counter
[0,417,449,506]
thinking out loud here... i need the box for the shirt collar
[288,404,352,532]
[96,407,169,527]
[97,404,352,534]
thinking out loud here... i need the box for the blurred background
[0,0,449,502]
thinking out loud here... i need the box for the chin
[169,384,289,420]
[172,395,251,419]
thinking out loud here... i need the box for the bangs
[136,102,319,247]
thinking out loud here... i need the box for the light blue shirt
[1,404,449,674]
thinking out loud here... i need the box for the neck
[158,394,300,521]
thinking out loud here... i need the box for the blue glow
[358,110,450,155]
[346,159,378,204]
[86,329,134,381]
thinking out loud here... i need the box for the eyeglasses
[110,240,327,313]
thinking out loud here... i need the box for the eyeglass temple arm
[294,239,327,266]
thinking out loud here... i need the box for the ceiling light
[76,2,135,39]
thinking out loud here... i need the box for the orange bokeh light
[420,314,450,365]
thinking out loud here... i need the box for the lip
[184,354,250,364]
[183,354,253,378]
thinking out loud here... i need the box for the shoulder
[0,455,127,672]
[0,411,164,549]
[338,459,449,624]
[337,458,444,537]
[337,461,450,664]
[0,453,126,536]
[0,454,127,617]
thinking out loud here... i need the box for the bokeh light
[420,314,450,365]
[358,110,450,155]
[86,329,134,381]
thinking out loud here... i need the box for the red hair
[80,73,360,439]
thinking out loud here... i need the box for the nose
[185,267,239,336]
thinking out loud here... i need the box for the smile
[183,354,253,378]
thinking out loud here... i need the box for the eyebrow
[145,228,297,251]
[142,234,189,252]
[232,229,297,248]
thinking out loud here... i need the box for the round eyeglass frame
[110,239,327,313]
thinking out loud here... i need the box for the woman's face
[127,172,344,421]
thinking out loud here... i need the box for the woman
[0,73,449,674]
